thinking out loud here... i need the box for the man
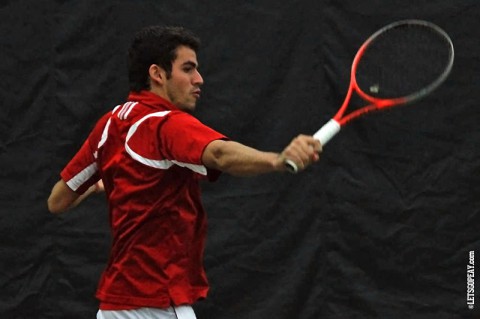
[48,26,321,319]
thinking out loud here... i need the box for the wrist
[274,153,287,172]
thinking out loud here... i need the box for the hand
[278,135,322,173]
[94,180,105,193]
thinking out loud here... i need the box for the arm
[47,179,104,214]
[202,135,321,177]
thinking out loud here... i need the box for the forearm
[69,183,99,209]
[202,140,285,176]
[48,179,103,214]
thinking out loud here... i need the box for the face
[164,45,203,112]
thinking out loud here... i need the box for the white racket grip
[313,119,341,146]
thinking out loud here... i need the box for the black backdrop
[1,1,479,318]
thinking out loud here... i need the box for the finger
[313,139,322,153]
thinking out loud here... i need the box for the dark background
[1,0,479,318]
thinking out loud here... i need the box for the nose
[193,70,203,86]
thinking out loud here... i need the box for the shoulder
[89,111,115,137]
[163,110,209,128]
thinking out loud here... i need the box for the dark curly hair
[128,26,201,92]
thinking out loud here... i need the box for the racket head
[351,19,454,106]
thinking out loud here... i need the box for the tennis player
[47,25,321,319]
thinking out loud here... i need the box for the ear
[148,64,166,86]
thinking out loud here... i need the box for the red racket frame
[285,19,454,173]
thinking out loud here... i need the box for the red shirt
[60,90,226,309]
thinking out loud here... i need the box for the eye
[182,62,198,73]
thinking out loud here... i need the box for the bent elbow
[47,196,68,214]
[47,199,61,214]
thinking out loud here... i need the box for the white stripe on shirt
[125,111,208,175]
[66,162,98,191]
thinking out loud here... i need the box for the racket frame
[338,19,455,126]
[287,19,454,173]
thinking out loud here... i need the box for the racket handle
[284,159,298,173]
[313,119,341,146]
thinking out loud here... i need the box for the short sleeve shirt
[61,90,227,309]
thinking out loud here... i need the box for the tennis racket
[286,19,454,173]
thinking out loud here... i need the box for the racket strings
[355,24,453,100]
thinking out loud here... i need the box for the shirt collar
[127,90,179,111]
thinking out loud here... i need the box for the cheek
[171,78,188,92]
[167,80,180,94]
[167,80,188,103]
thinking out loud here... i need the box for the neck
[149,86,170,102]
